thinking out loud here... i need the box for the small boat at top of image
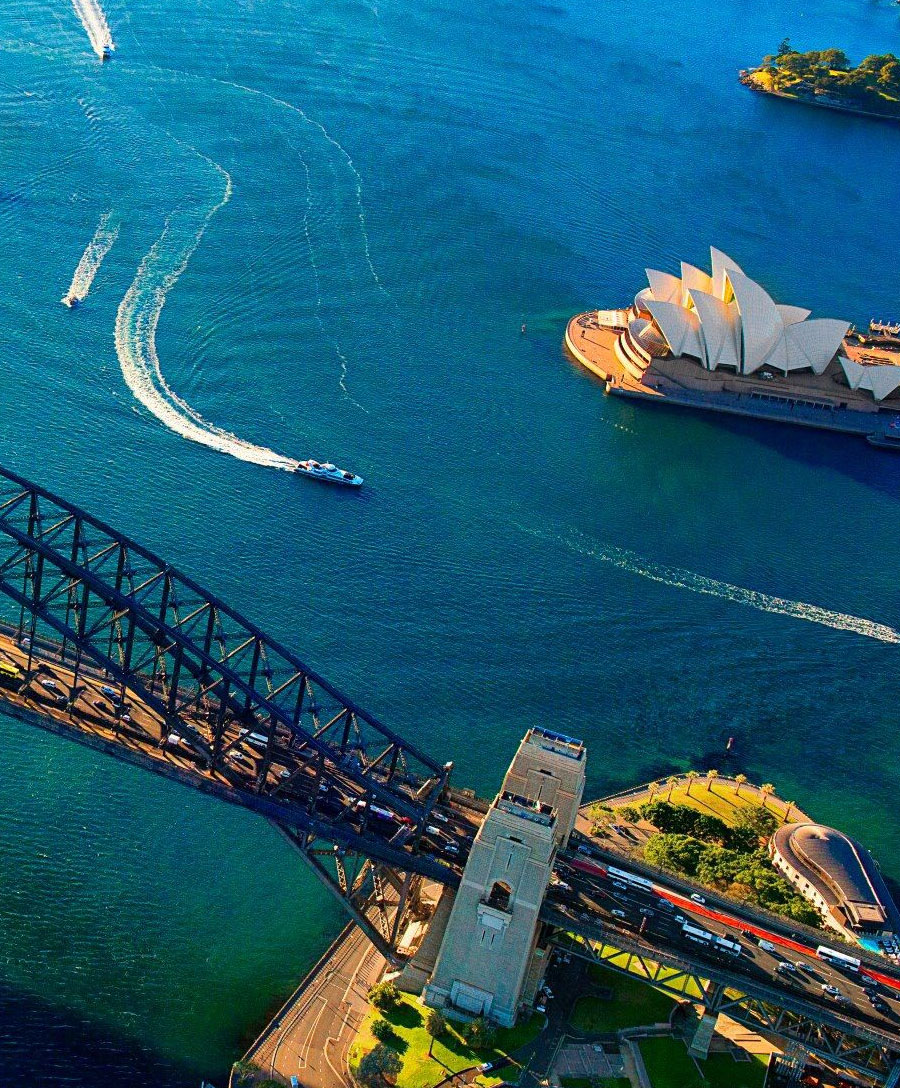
[61,293,79,309]
[101,42,114,60]
[295,460,363,487]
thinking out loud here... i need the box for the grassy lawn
[570,962,677,1033]
[348,994,543,1088]
[640,1037,767,1088]
[656,783,795,827]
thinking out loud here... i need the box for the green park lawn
[661,783,792,827]
[348,994,542,1088]
[570,963,677,1033]
[640,1037,767,1088]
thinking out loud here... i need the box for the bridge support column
[688,982,721,1060]
[424,729,586,1025]
[884,1059,900,1088]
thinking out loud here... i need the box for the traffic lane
[657,887,900,996]
[549,900,900,1040]
[568,841,900,990]
[552,876,900,1029]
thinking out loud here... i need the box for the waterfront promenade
[237,907,390,1087]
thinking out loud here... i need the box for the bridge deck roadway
[544,847,900,1075]
[0,629,474,881]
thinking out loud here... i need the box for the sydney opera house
[565,248,900,445]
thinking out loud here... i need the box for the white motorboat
[295,460,363,487]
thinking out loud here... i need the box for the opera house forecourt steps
[564,246,900,449]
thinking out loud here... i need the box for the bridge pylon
[423,728,586,1026]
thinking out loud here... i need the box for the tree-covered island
[742,40,900,120]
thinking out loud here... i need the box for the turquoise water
[1,0,900,1080]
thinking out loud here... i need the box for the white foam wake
[71,0,113,59]
[114,156,299,472]
[216,77,392,305]
[62,212,118,305]
[521,524,900,644]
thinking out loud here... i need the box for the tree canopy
[758,45,900,111]
[357,1045,402,1086]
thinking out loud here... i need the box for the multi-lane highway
[0,626,479,878]
[543,836,900,1055]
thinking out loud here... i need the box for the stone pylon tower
[424,728,586,1026]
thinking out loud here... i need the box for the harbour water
[1,0,900,1081]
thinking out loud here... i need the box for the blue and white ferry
[295,460,363,487]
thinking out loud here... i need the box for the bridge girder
[0,467,459,916]
[553,922,899,1082]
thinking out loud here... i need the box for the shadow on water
[623,398,900,501]
[0,982,208,1088]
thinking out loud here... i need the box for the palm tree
[666,776,678,801]
[685,770,699,797]
[783,801,795,823]
[760,783,775,808]
[648,782,657,803]
[706,769,719,792]
[734,773,747,797]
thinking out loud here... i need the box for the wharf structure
[565,247,900,447]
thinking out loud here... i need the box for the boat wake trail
[71,0,113,59]
[217,77,393,307]
[296,152,368,412]
[62,212,118,306]
[521,524,900,644]
[114,154,299,471]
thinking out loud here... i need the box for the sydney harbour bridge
[0,463,897,1085]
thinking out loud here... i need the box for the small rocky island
[742,40,900,121]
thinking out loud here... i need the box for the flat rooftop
[527,726,585,761]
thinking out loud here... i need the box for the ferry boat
[866,418,900,450]
[295,460,363,487]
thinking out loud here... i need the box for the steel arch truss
[552,920,899,1083]
[0,468,458,920]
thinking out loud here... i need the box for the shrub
[369,981,400,1011]
[466,1016,496,1051]
[371,1018,395,1044]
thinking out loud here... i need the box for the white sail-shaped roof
[777,304,812,326]
[645,269,682,304]
[689,289,740,371]
[839,357,865,389]
[710,248,744,300]
[680,262,713,307]
[784,319,850,374]
[637,247,860,390]
[727,269,784,374]
[645,299,703,359]
[860,366,900,401]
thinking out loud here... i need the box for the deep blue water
[1,0,900,1080]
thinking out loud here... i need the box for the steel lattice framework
[0,466,460,958]
[546,910,900,1084]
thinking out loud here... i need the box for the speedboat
[295,460,363,487]
[61,293,79,309]
[101,43,114,60]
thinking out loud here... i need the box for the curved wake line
[63,211,118,304]
[215,76,394,307]
[114,153,299,472]
[521,524,900,645]
[71,0,113,58]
